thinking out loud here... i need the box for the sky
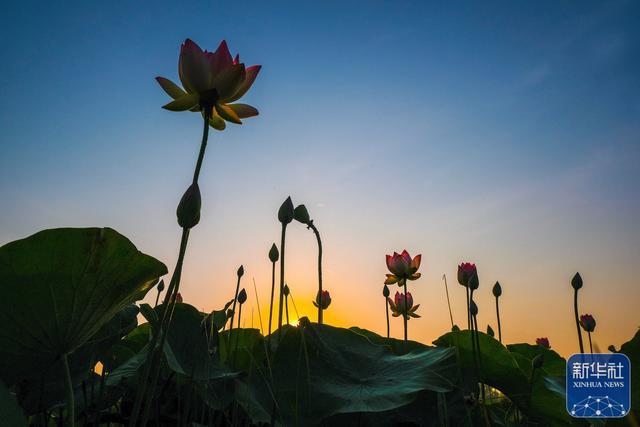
[1,1,639,356]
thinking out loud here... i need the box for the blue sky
[1,1,639,355]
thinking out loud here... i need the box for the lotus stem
[285,293,290,325]
[268,259,276,336]
[573,288,584,353]
[277,224,288,338]
[230,270,243,331]
[62,353,75,427]
[495,297,502,343]
[588,331,593,354]
[132,107,211,427]
[442,274,454,328]
[465,286,470,330]
[385,298,390,338]
[309,223,323,324]
[403,282,408,342]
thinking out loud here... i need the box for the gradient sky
[1,1,639,356]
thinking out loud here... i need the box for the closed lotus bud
[283,284,290,296]
[237,265,244,277]
[157,280,165,292]
[313,290,331,310]
[226,308,234,319]
[383,284,390,298]
[492,281,502,297]
[293,204,311,225]
[238,288,247,304]
[269,243,279,262]
[452,325,460,332]
[278,196,294,224]
[532,353,544,369]
[468,273,479,290]
[457,262,477,287]
[487,325,495,337]
[176,183,201,229]
[579,314,596,332]
[470,300,478,316]
[176,292,183,303]
[571,272,583,290]
[536,337,550,349]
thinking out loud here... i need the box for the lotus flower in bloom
[384,250,422,285]
[156,39,261,130]
[388,291,420,318]
[536,337,550,349]
[313,290,331,310]
[580,314,596,332]
[457,262,477,288]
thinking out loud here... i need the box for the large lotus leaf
[13,305,138,415]
[348,326,433,355]
[219,328,267,371]
[607,329,640,425]
[0,380,26,427]
[240,321,457,425]
[159,303,237,381]
[0,228,167,386]
[507,343,566,377]
[434,330,573,426]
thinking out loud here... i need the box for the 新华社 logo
[566,353,631,418]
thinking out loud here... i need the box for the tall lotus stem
[267,243,279,335]
[587,332,593,354]
[229,266,244,331]
[383,284,390,338]
[234,289,247,367]
[457,263,477,331]
[571,272,584,353]
[441,274,454,328]
[277,197,294,338]
[465,287,470,330]
[154,280,165,307]
[403,282,408,341]
[492,281,502,343]
[293,204,324,324]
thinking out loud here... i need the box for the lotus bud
[226,308,234,319]
[532,353,544,369]
[237,265,244,277]
[579,314,596,332]
[457,262,477,287]
[238,288,247,304]
[176,292,183,303]
[176,183,201,229]
[452,325,460,332]
[492,281,502,297]
[487,325,495,337]
[313,290,331,310]
[571,272,583,290]
[269,243,279,262]
[470,300,478,316]
[383,284,390,298]
[278,196,294,224]
[608,345,617,353]
[293,204,311,226]
[157,280,165,292]
[536,337,550,349]
[283,284,290,296]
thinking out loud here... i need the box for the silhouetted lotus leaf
[237,322,457,424]
[434,330,572,426]
[157,303,237,381]
[507,343,566,377]
[0,228,167,387]
[219,328,266,371]
[616,329,640,420]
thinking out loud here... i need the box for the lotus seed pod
[293,204,311,225]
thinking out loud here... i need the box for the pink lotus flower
[536,337,550,349]
[313,290,331,310]
[384,250,422,285]
[457,262,477,288]
[580,314,596,332]
[156,39,261,130]
[388,291,420,318]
